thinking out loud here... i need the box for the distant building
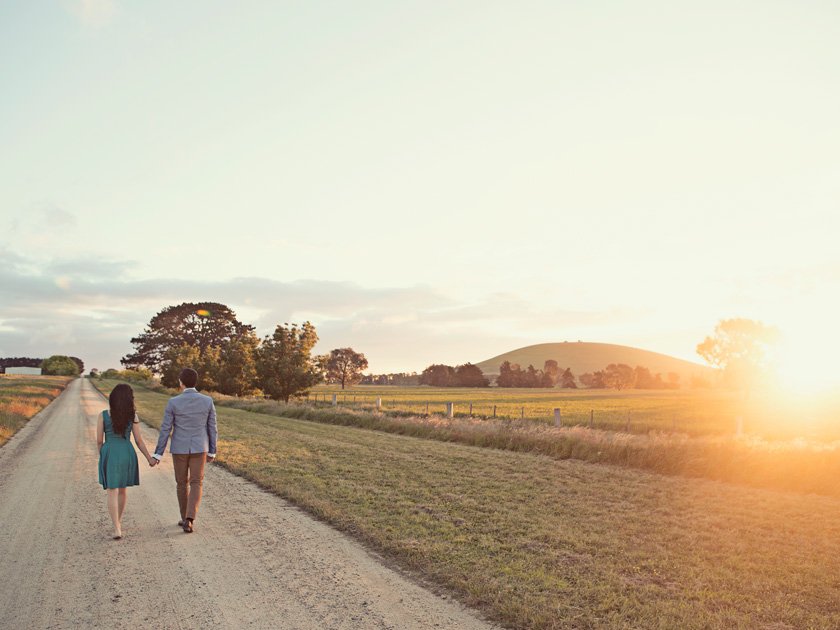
[4,367,42,375]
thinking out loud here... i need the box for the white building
[4,367,43,375]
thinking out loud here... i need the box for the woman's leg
[107,489,121,537]
[118,487,127,521]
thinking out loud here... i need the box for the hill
[476,342,713,383]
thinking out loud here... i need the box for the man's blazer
[154,388,218,457]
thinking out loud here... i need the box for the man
[152,367,218,533]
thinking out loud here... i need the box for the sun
[769,330,840,396]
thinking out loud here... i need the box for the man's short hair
[179,368,198,389]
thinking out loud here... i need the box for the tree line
[118,302,368,401]
[0,356,84,375]
[579,364,681,390]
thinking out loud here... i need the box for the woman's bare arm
[96,413,104,449]
[131,415,155,466]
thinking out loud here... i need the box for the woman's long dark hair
[108,384,135,437]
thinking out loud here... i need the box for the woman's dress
[98,410,139,489]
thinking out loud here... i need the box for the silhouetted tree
[604,363,634,390]
[559,368,577,388]
[122,302,253,373]
[324,348,369,389]
[697,318,778,389]
[419,364,456,386]
[455,363,490,387]
[215,332,260,396]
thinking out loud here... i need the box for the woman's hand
[146,455,156,467]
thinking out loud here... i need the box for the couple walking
[96,368,218,539]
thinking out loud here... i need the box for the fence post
[446,402,454,419]
[332,394,337,406]
[425,401,429,415]
[554,408,561,427]
[589,409,593,429]
[469,403,473,417]
[520,407,524,420]
[376,397,382,411]
[493,405,496,418]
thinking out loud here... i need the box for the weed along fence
[296,391,720,436]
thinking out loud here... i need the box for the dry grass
[0,375,73,446]
[95,378,840,629]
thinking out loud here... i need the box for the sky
[1,1,839,380]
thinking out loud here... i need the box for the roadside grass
[0,375,73,446]
[95,378,840,629]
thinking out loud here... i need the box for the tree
[604,363,634,390]
[121,302,253,373]
[216,333,260,396]
[41,355,81,376]
[559,368,577,389]
[696,318,778,388]
[419,364,456,386]
[579,371,606,389]
[543,360,560,386]
[455,363,490,387]
[256,322,322,402]
[160,344,201,388]
[324,348,369,389]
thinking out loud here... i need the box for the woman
[97,383,155,539]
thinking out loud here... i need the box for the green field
[0,375,73,446]
[96,378,840,629]
[306,384,840,440]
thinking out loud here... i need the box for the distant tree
[41,355,81,376]
[604,363,634,390]
[633,366,656,389]
[89,368,100,378]
[697,318,779,388]
[559,367,577,389]
[665,372,681,390]
[256,322,322,402]
[324,348,369,389]
[101,368,120,379]
[419,364,456,387]
[455,363,490,387]
[122,302,253,373]
[216,333,260,396]
[496,361,518,387]
[543,360,560,386]
[579,370,606,389]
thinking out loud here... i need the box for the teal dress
[98,410,140,489]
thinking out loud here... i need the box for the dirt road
[0,379,495,629]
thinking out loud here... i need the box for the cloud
[0,251,631,372]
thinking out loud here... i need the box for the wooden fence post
[589,409,594,429]
[332,394,337,406]
[446,402,454,419]
[554,408,561,427]
[469,403,473,417]
[376,397,382,411]
[493,405,496,418]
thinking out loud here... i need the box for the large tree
[216,332,260,396]
[41,355,81,376]
[324,348,369,389]
[419,364,456,387]
[696,318,778,388]
[256,322,322,402]
[455,363,490,387]
[121,302,253,373]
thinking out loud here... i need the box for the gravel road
[0,378,495,629]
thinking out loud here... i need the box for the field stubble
[0,375,73,446]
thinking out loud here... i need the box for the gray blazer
[154,388,218,457]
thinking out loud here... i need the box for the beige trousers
[172,453,207,521]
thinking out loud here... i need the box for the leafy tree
[543,360,560,385]
[604,363,634,390]
[455,363,489,387]
[419,364,456,386]
[160,344,201,388]
[41,355,81,376]
[559,367,577,389]
[122,302,253,372]
[579,371,606,389]
[324,348,369,389]
[697,318,778,388]
[256,322,322,402]
[216,333,260,396]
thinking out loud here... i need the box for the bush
[41,355,81,376]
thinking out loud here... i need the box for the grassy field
[0,375,73,446]
[96,378,840,629]
[306,384,840,440]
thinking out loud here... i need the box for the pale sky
[1,1,839,381]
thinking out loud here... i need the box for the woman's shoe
[182,518,194,533]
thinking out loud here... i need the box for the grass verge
[95,378,840,629]
[0,375,73,446]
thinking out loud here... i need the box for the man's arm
[153,399,175,460]
[207,400,218,459]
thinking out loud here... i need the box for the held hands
[147,455,159,467]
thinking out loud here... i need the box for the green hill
[476,342,713,383]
